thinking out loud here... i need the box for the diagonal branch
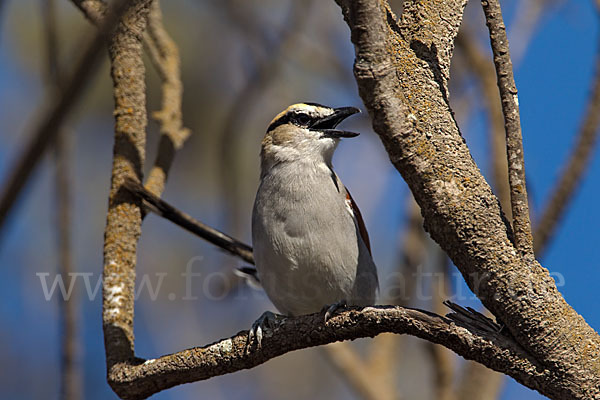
[334,0,600,397]
[122,178,254,263]
[481,0,535,263]
[0,0,130,236]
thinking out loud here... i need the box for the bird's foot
[247,311,281,351]
[323,299,347,323]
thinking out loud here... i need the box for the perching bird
[250,103,378,339]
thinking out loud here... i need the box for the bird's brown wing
[344,187,372,255]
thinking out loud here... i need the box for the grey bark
[334,0,600,398]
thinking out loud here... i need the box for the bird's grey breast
[253,162,352,245]
[251,162,363,315]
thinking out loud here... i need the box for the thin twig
[455,362,504,400]
[533,34,600,256]
[122,178,254,263]
[143,0,190,197]
[481,0,535,263]
[506,0,547,66]
[43,0,81,398]
[73,0,190,200]
[0,0,131,236]
[365,334,401,400]
[454,8,554,394]
[0,0,5,40]
[363,195,425,399]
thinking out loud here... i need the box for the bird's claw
[247,311,279,351]
[323,300,347,323]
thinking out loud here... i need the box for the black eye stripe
[267,110,318,132]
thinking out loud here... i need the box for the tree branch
[143,0,190,197]
[334,0,600,397]
[455,30,511,218]
[102,0,153,372]
[122,178,254,264]
[72,0,190,200]
[43,0,81,398]
[0,0,130,236]
[481,0,535,263]
[107,305,566,400]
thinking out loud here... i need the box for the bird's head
[260,103,360,169]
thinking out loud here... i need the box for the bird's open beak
[312,106,361,138]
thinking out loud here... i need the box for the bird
[249,102,378,345]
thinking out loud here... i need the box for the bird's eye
[295,113,310,126]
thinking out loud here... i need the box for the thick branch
[335,0,600,398]
[481,0,534,263]
[102,0,153,370]
[107,306,565,400]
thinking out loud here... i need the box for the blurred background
[0,0,598,399]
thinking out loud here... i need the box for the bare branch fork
[481,0,535,264]
[334,0,600,398]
